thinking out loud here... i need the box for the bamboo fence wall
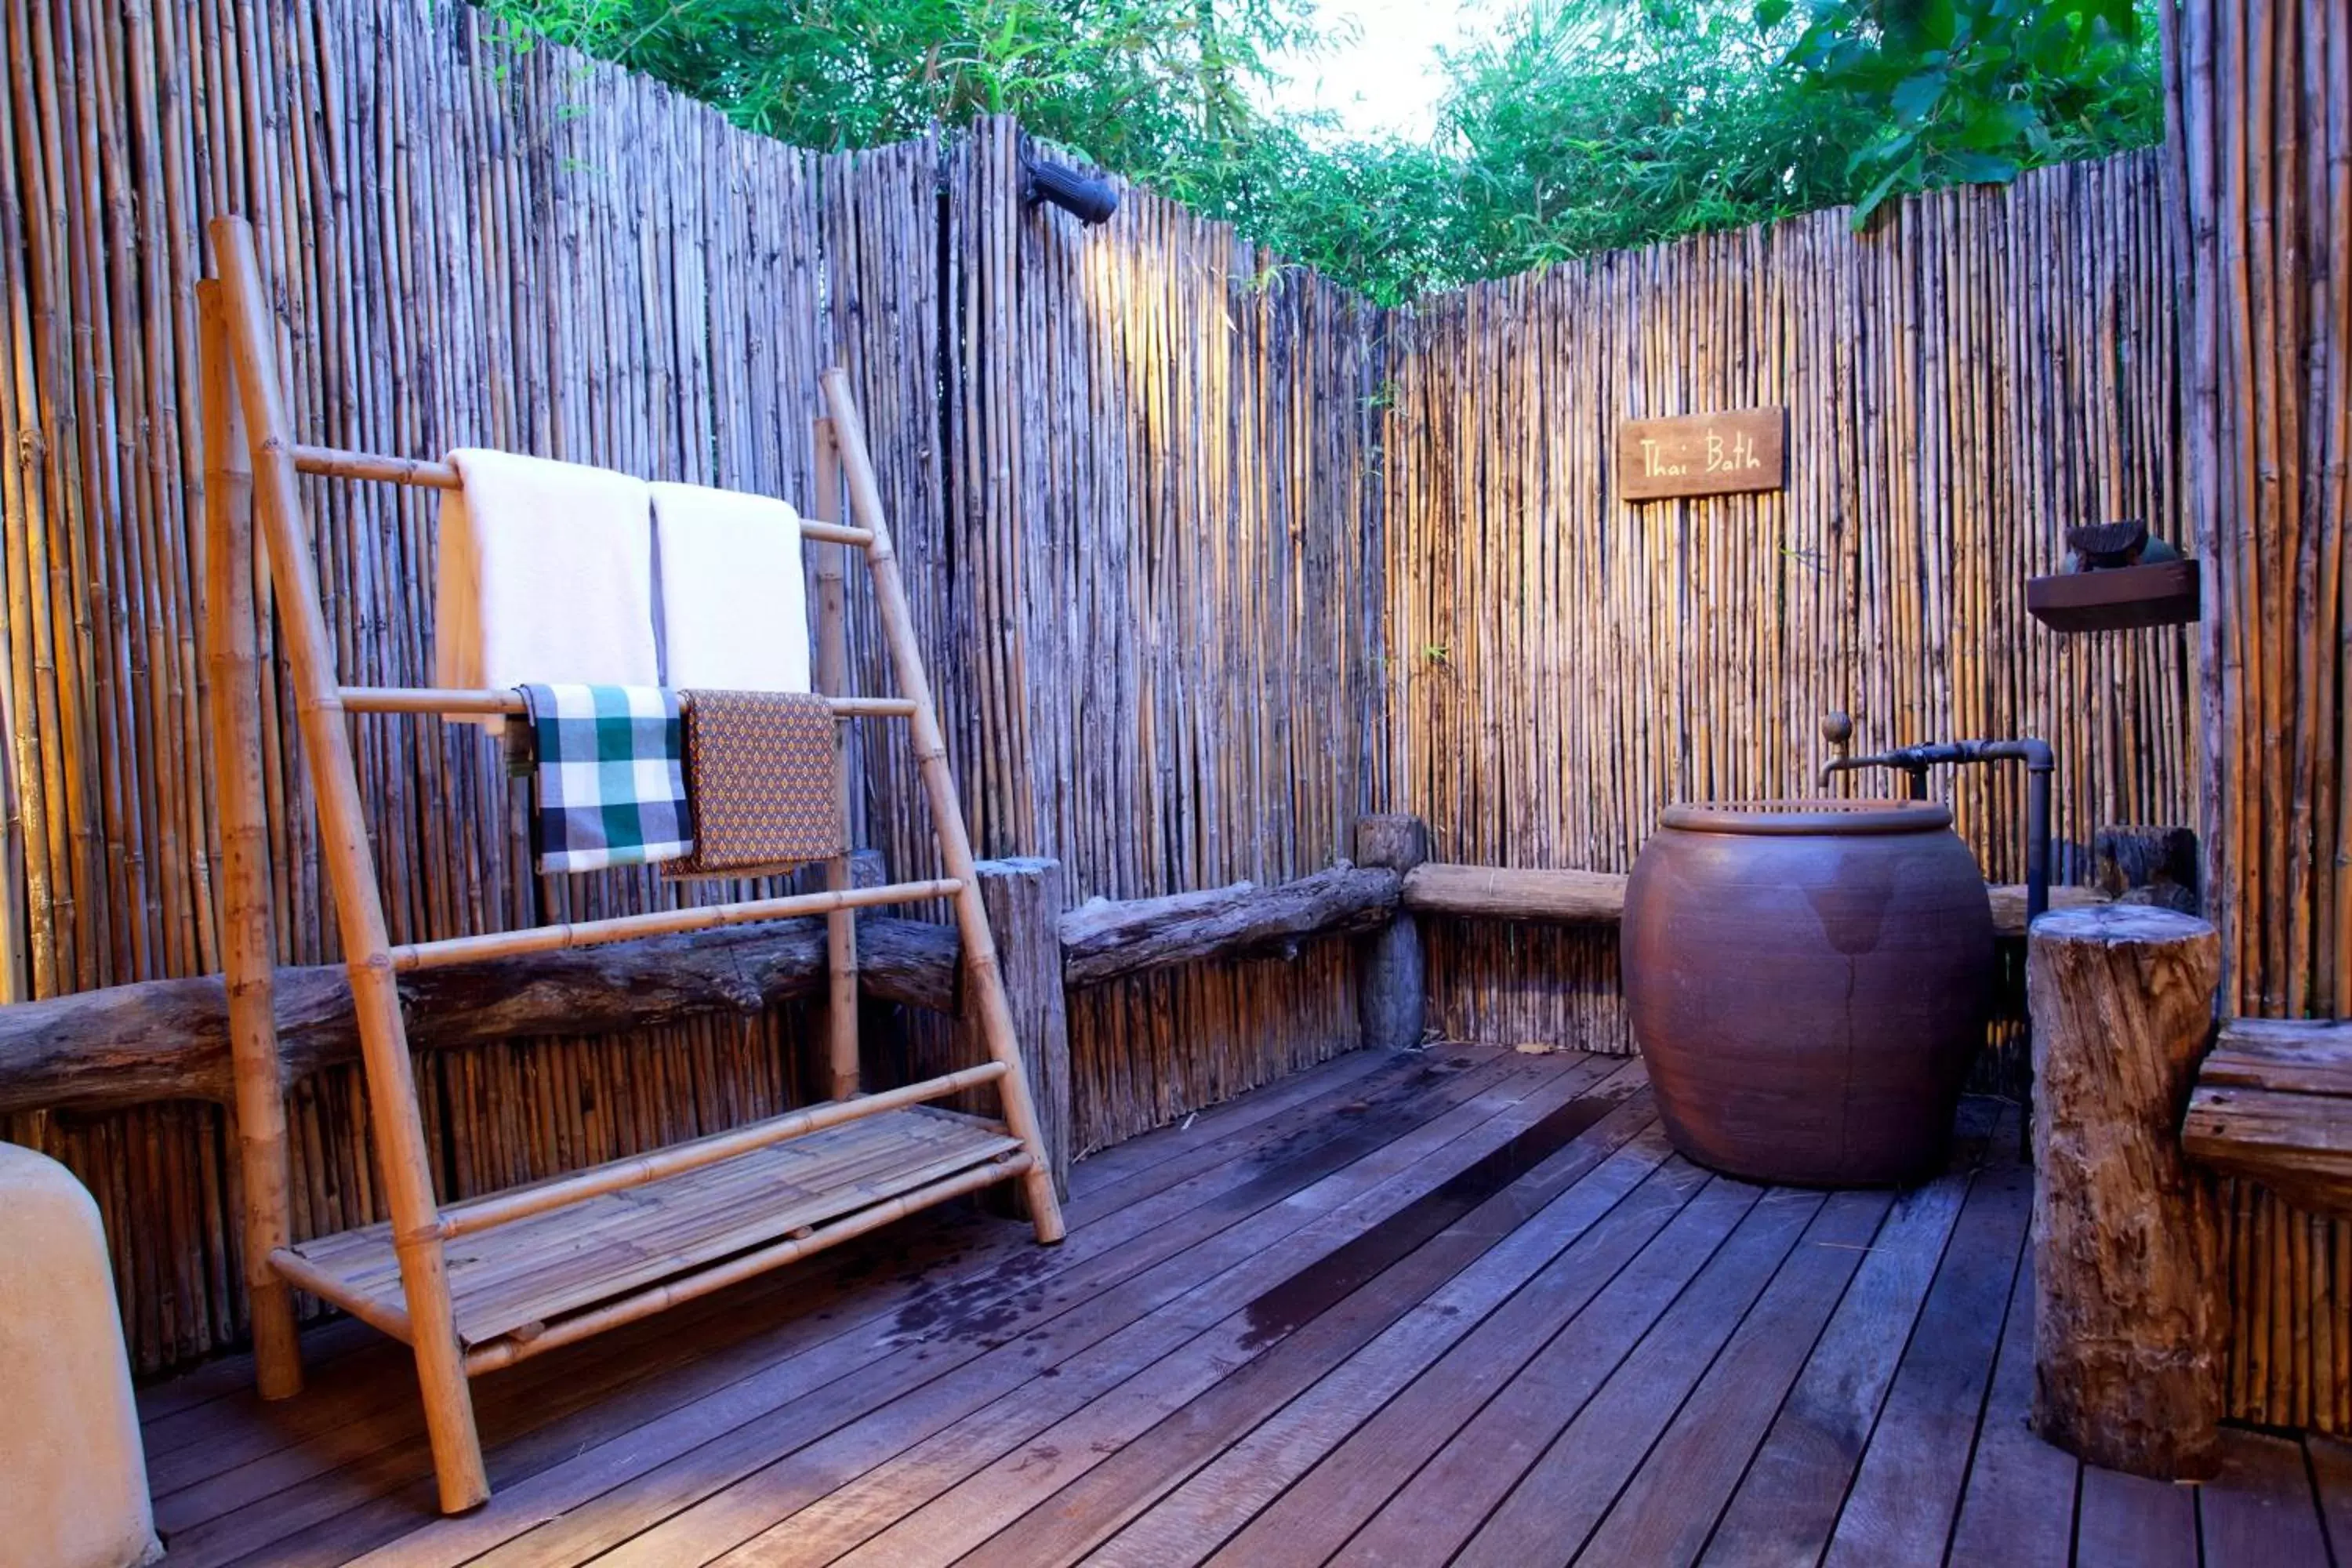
[0,2,1388,1367]
[943,122,1391,1152]
[0,0,959,1370]
[2,0,2321,1402]
[2169,0,2352,1433]
[1382,154,2195,1055]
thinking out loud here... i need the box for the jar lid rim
[1659,799,1954,836]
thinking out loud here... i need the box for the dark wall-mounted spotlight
[1023,157,1120,226]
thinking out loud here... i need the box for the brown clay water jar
[1622,799,1995,1186]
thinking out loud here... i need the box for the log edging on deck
[0,824,2096,1116]
[0,916,957,1116]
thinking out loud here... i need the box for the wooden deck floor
[140,1044,2352,1567]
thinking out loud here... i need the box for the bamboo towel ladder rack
[198,216,1065,1514]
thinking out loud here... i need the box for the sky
[1260,0,1487,143]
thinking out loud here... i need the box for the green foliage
[1155,124,1469,303]
[474,0,2165,303]
[477,0,1316,169]
[1428,1,1875,267]
[1782,0,2163,223]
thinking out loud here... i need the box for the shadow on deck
[137,1044,2347,1566]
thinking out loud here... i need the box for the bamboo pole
[198,280,301,1399]
[820,365,1065,1244]
[334,688,914,720]
[209,215,488,1513]
[281,440,871,544]
[286,442,458,488]
[388,877,961,971]
[267,1247,412,1341]
[813,416,860,1099]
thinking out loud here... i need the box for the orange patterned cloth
[667,689,839,876]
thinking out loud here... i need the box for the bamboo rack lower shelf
[272,1107,1023,1370]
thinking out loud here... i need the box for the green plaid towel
[519,684,693,873]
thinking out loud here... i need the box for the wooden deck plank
[2074,1467,2198,1568]
[2198,1428,2333,1567]
[326,1055,1544,1568]
[152,1171,1072,1516]
[146,1334,423,1491]
[1944,1254,2081,1566]
[842,1069,1657,1568]
[1450,1187,1833,1566]
[567,1058,1627,1568]
[149,1199,1020,1537]
[2306,1433,2352,1559]
[146,1044,1427,1487]
[142,1306,466,1471]
[1819,1123,2032,1568]
[120,1057,2228,1568]
[147,1142,1022,1524]
[1060,1049,1490,1231]
[1328,1174,1762,1564]
[1196,1151,1718,1566]
[1697,1109,1990,1568]
[160,1183,1120,1557]
[1062,1046,1402,1200]
[338,1054,1566,1568]
[152,1083,1177,1501]
[174,1050,1542,1568]
[1571,1189,1895,1568]
[1081,1121,1676,1568]
[136,1316,382,1434]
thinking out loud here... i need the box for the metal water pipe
[1819,712,2055,924]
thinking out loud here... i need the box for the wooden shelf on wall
[2026,558,2201,633]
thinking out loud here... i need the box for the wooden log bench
[2183,1018,2352,1214]
[1396,860,2092,935]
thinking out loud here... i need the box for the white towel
[434,451,659,727]
[649,481,812,692]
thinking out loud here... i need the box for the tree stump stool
[2027,905,2223,1479]
[0,1142,162,1567]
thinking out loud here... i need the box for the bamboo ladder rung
[385,877,964,971]
[273,1105,1025,1368]
[282,441,876,545]
[336,687,919,719]
[268,1250,415,1344]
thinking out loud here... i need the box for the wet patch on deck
[1239,1078,1632,1351]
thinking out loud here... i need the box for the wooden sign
[1617,408,1787,501]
